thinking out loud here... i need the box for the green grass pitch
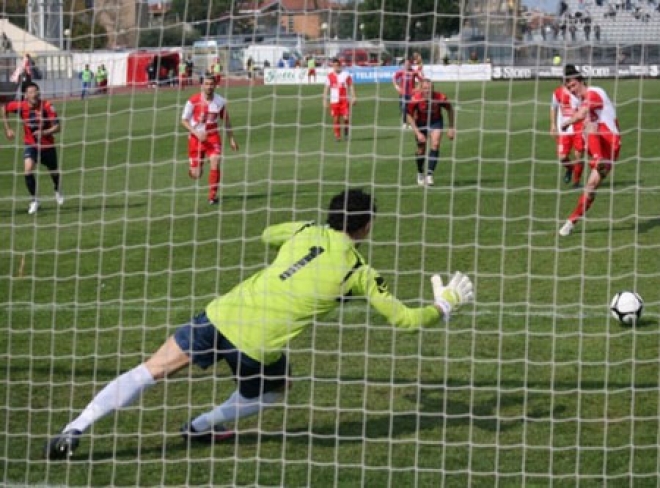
[1,79,659,486]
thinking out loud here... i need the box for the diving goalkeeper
[44,188,474,460]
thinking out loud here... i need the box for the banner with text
[263,64,492,85]
[492,65,660,79]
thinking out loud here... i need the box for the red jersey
[325,71,353,104]
[393,69,422,96]
[181,92,228,140]
[5,99,59,148]
[551,86,583,134]
[407,90,451,126]
[582,86,619,134]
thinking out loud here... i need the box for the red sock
[573,161,584,184]
[568,193,594,223]
[333,122,340,139]
[208,168,221,200]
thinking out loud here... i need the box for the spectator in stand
[584,23,591,41]
[287,56,296,68]
[468,51,479,64]
[569,23,577,41]
[277,58,285,68]
[552,24,560,40]
[1,33,12,52]
[594,24,601,41]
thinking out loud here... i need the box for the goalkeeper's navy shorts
[174,311,289,398]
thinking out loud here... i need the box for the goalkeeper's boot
[563,167,573,184]
[180,422,234,444]
[55,191,64,206]
[43,429,82,460]
[416,174,425,186]
[559,220,575,237]
[208,197,220,205]
[425,174,435,186]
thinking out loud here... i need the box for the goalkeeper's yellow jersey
[206,222,441,364]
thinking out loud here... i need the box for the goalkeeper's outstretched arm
[349,266,474,328]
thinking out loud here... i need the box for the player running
[43,188,474,460]
[1,81,63,214]
[181,74,238,205]
[323,58,356,142]
[406,79,455,186]
[550,74,585,188]
[558,64,621,237]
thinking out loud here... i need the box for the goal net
[1,0,659,485]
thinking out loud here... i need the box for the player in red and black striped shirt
[392,59,422,128]
[407,79,455,186]
[2,82,62,214]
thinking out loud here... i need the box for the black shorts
[174,311,289,398]
[23,146,58,170]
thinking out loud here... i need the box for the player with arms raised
[407,79,455,186]
[1,81,63,214]
[550,72,585,187]
[558,64,621,236]
[323,58,356,142]
[44,189,474,459]
[181,74,238,205]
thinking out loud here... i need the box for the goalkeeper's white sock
[64,364,156,433]
[191,390,283,432]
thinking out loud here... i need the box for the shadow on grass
[0,201,149,218]
[72,386,571,462]
[576,217,660,236]
[637,218,660,234]
[220,190,293,202]
[347,134,396,142]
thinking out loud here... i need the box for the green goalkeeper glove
[431,272,474,320]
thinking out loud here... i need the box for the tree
[170,0,231,36]
[137,25,201,48]
[360,0,460,41]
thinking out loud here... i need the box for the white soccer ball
[610,291,644,325]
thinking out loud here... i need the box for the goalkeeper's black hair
[327,189,377,235]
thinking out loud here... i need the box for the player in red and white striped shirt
[550,80,585,187]
[558,65,621,237]
[323,58,356,142]
[181,74,238,205]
